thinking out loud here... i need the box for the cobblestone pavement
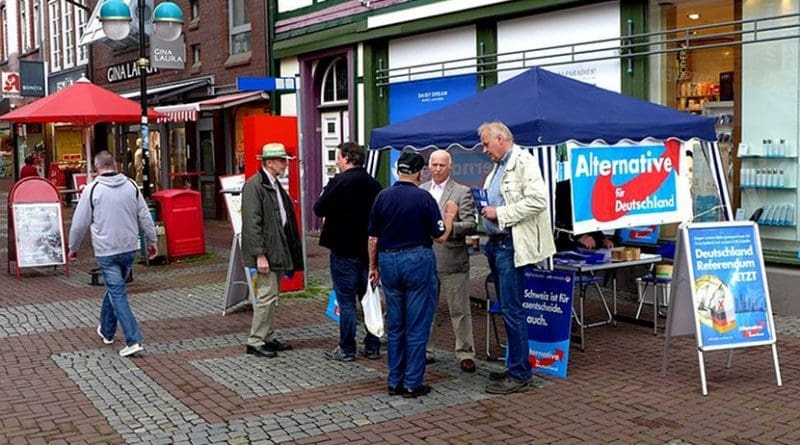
[3,179,800,444]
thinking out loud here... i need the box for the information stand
[7,177,69,279]
[219,174,253,315]
[661,221,782,395]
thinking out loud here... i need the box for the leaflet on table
[524,268,575,378]
[687,224,774,348]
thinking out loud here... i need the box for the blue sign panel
[524,268,575,378]
[687,223,774,349]
[237,77,296,92]
[387,74,479,184]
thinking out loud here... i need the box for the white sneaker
[119,343,143,357]
[97,325,114,345]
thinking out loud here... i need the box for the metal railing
[376,12,800,87]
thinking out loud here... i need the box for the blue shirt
[368,181,445,251]
[484,150,512,235]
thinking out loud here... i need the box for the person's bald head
[428,149,452,185]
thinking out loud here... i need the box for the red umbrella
[0,76,162,176]
[0,76,161,124]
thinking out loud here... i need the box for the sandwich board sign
[661,221,782,395]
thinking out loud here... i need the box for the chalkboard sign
[11,202,66,268]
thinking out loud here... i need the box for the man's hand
[602,238,614,249]
[444,200,458,220]
[256,255,270,274]
[146,244,159,260]
[481,206,498,221]
[68,250,78,262]
[577,234,596,249]
[368,266,380,285]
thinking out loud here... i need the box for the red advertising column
[243,116,303,292]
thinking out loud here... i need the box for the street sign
[237,76,297,92]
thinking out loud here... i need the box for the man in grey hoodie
[68,151,157,357]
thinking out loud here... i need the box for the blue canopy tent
[368,67,731,223]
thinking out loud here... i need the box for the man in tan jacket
[421,150,478,373]
[479,121,555,395]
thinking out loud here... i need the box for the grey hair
[428,149,452,166]
[93,150,116,171]
[477,122,514,143]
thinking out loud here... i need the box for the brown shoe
[460,358,476,373]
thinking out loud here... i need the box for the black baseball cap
[397,151,424,174]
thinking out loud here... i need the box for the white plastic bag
[361,283,384,337]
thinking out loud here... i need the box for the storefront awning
[153,91,268,123]
[121,77,213,101]
[197,91,267,110]
[154,103,200,123]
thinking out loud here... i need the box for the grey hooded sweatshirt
[68,172,156,258]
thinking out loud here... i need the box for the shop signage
[107,60,158,83]
[48,65,88,94]
[150,34,186,70]
[567,140,685,233]
[237,76,297,92]
[1,71,21,98]
[20,61,45,97]
[387,73,479,185]
[524,268,575,379]
[663,221,782,395]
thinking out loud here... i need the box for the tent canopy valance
[369,67,717,151]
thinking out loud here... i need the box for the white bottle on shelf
[789,205,796,226]
[778,139,786,157]
[778,169,785,188]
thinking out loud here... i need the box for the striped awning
[153,103,200,123]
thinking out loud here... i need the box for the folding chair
[635,242,675,334]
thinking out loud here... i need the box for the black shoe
[245,345,277,358]
[403,384,432,399]
[325,347,356,362]
[425,356,436,365]
[388,385,405,396]
[485,377,529,395]
[488,370,507,381]
[360,349,380,360]
[264,338,292,352]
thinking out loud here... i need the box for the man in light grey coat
[421,150,478,373]
[68,151,157,358]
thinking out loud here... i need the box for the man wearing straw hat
[241,143,304,358]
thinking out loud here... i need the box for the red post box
[152,189,205,261]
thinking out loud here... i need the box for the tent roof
[370,67,717,150]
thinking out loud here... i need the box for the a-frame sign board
[222,233,257,315]
[662,221,782,395]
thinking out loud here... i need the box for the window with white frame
[20,0,31,52]
[190,0,199,21]
[33,0,41,49]
[0,6,7,60]
[48,0,61,71]
[321,57,348,105]
[62,1,74,68]
[192,43,200,67]
[75,0,88,64]
[228,0,250,55]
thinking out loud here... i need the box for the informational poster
[568,141,684,234]
[524,268,575,378]
[11,202,66,268]
[618,225,661,245]
[219,174,246,235]
[686,223,775,349]
[388,73,479,184]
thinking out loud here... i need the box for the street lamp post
[100,0,184,199]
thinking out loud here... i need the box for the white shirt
[264,167,287,226]
[429,178,447,204]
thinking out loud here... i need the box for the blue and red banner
[524,268,575,378]
[568,141,685,234]
[686,223,774,349]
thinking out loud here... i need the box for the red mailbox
[152,189,205,260]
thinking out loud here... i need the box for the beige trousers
[247,271,280,347]
[427,271,476,360]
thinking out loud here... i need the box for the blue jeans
[379,246,437,390]
[484,238,531,382]
[96,251,142,346]
[330,253,380,356]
